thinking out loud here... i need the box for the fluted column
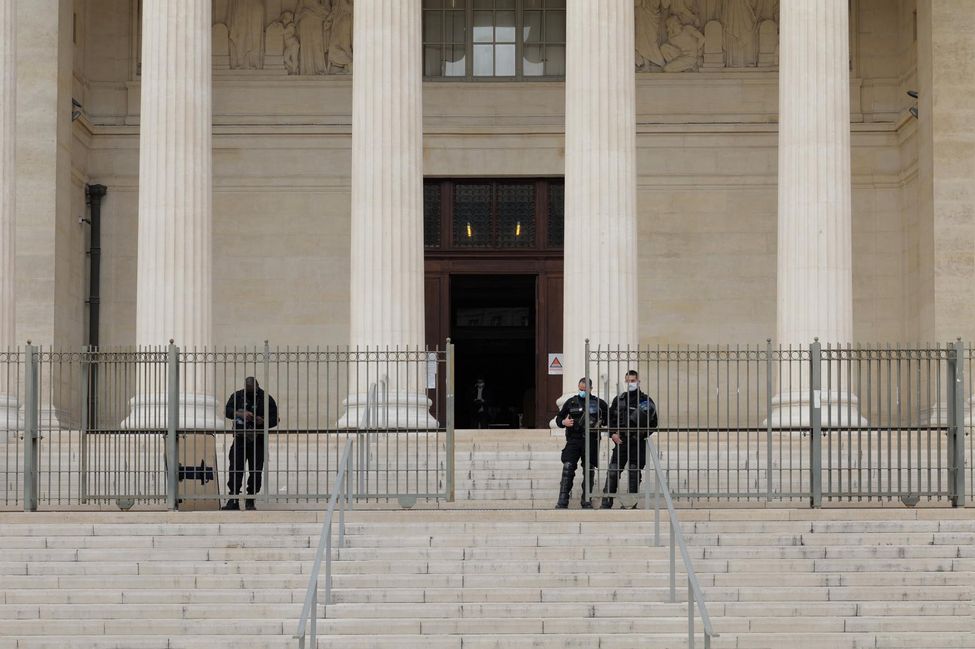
[123,0,218,428]
[771,0,860,426]
[561,0,638,397]
[0,0,18,433]
[341,0,434,428]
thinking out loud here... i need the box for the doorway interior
[451,275,536,429]
[423,178,565,428]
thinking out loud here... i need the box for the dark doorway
[451,275,536,429]
[424,177,565,428]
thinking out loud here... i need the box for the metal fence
[586,340,968,507]
[1,343,454,511]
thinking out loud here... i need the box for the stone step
[5,543,966,563]
[0,633,731,649]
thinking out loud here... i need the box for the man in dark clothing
[555,377,608,509]
[601,370,658,509]
[470,377,492,429]
[222,377,278,511]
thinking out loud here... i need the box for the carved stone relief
[635,0,778,72]
[213,0,353,74]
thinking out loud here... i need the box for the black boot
[627,464,642,509]
[556,462,575,509]
[221,499,240,511]
[580,468,596,509]
[601,463,619,509]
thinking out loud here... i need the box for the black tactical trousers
[227,431,265,496]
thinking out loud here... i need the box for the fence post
[23,343,38,512]
[948,339,966,508]
[584,338,591,503]
[80,346,90,505]
[809,339,823,508]
[166,341,179,511]
[263,340,270,506]
[446,339,455,502]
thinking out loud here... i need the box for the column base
[0,394,22,438]
[337,391,439,430]
[766,391,867,428]
[921,401,974,426]
[120,393,224,430]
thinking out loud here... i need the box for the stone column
[15,0,72,431]
[0,0,18,433]
[561,0,638,401]
[916,2,975,424]
[340,0,435,428]
[770,0,861,427]
[123,0,218,428]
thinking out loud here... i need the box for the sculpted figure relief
[661,16,704,72]
[720,0,757,67]
[228,0,266,69]
[635,0,776,72]
[282,12,301,75]
[635,0,665,70]
[326,0,353,73]
[218,0,352,75]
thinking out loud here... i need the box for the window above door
[424,179,564,252]
[423,0,566,80]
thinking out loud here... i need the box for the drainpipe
[84,184,107,430]
[85,184,106,348]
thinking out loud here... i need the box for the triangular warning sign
[547,353,565,375]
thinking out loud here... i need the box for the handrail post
[688,574,695,649]
[669,516,676,602]
[949,339,966,507]
[310,587,317,646]
[339,441,350,543]
[809,339,823,508]
[166,342,179,511]
[649,437,659,547]
[324,521,333,606]
[23,343,38,512]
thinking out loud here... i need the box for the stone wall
[15,0,936,350]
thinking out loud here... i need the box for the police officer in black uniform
[601,370,657,509]
[222,377,279,511]
[555,377,608,509]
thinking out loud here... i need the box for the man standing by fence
[222,377,278,511]
[601,370,657,509]
[555,378,607,509]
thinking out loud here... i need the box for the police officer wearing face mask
[555,377,608,509]
[601,370,658,509]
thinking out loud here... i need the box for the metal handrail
[646,435,718,649]
[294,437,354,648]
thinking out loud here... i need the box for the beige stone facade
[5,0,972,355]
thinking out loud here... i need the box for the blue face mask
[578,390,588,399]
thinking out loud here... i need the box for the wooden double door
[425,257,563,429]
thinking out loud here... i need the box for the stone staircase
[0,508,972,649]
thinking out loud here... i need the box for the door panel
[537,272,563,426]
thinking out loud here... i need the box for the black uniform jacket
[556,394,608,438]
[608,389,658,438]
[225,388,279,431]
